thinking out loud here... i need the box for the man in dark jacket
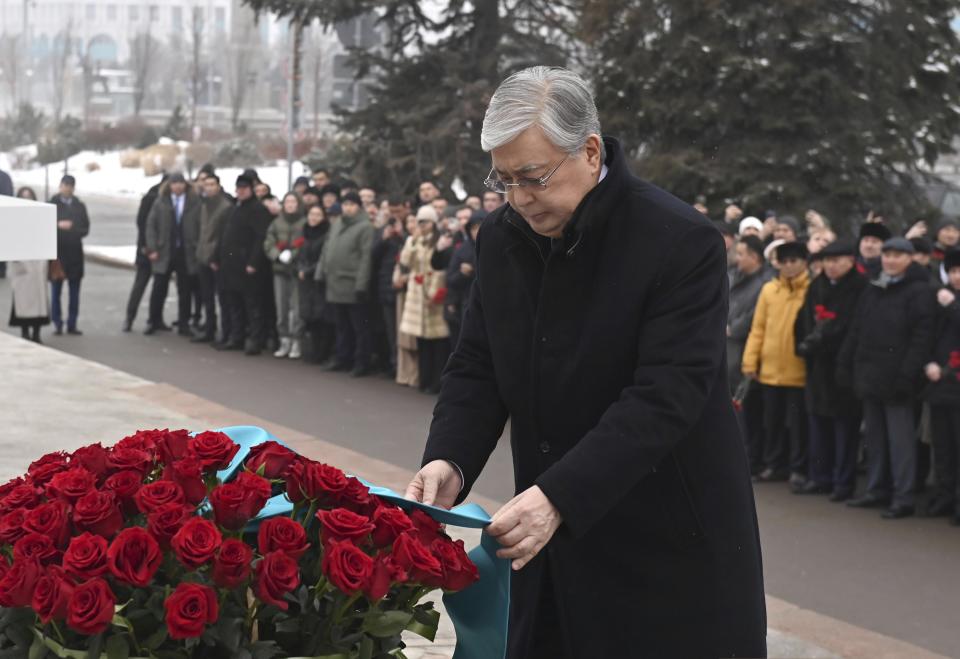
[404,67,765,659]
[50,175,91,335]
[194,174,232,343]
[727,235,770,392]
[371,196,409,376]
[794,239,867,500]
[839,237,936,518]
[123,175,166,332]
[922,248,960,523]
[144,173,201,336]
[215,175,274,353]
[443,210,483,347]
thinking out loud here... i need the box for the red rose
[28,452,69,486]
[245,441,297,479]
[46,466,97,504]
[287,460,347,504]
[950,350,960,370]
[0,477,27,501]
[414,274,425,285]
[74,490,124,538]
[156,429,193,464]
[0,509,27,544]
[71,443,109,479]
[164,457,207,505]
[115,429,163,456]
[135,480,186,515]
[0,555,8,581]
[1,483,41,512]
[107,447,154,475]
[317,508,375,545]
[63,533,109,580]
[213,538,253,589]
[165,582,219,640]
[292,237,306,249]
[103,470,143,516]
[431,286,448,304]
[431,537,478,591]
[13,533,59,565]
[108,527,163,587]
[276,240,289,251]
[392,532,443,586]
[257,517,309,560]
[171,517,222,569]
[364,554,407,601]
[188,431,239,471]
[371,505,415,548]
[66,578,115,635]
[33,567,75,624]
[321,539,373,596]
[0,558,42,607]
[147,503,194,548]
[339,477,376,515]
[254,551,301,610]
[24,500,71,547]
[209,473,271,531]
[408,509,444,545]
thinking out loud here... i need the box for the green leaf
[142,626,167,651]
[405,605,440,642]
[104,635,129,659]
[274,617,301,634]
[249,641,285,659]
[361,610,413,638]
[30,629,87,659]
[358,636,374,659]
[28,634,46,659]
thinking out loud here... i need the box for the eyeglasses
[483,155,569,195]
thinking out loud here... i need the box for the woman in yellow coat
[742,241,811,486]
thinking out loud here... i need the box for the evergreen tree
[584,0,960,231]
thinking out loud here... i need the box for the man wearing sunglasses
[405,66,765,658]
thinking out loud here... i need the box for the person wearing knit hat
[924,246,960,522]
[293,176,311,196]
[857,222,892,279]
[738,216,764,238]
[341,190,362,208]
[415,204,439,224]
[742,239,811,486]
[320,184,342,213]
[774,216,801,243]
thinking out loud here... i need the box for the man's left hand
[488,485,561,571]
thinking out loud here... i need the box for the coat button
[540,336,547,343]
[539,441,551,454]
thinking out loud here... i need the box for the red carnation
[27,452,69,486]
[103,470,143,516]
[73,490,124,538]
[33,567,75,624]
[245,441,297,479]
[287,459,347,504]
[0,557,42,607]
[257,517,310,560]
[165,582,219,640]
[371,505,415,548]
[107,527,163,587]
[23,500,71,547]
[107,447,154,475]
[171,517,222,569]
[163,457,207,505]
[70,444,110,479]
[212,538,253,589]
[135,479,186,514]
[317,508,375,545]
[254,551,300,610]
[431,536,479,591]
[62,533,110,580]
[66,578,115,635]
[13,533,60,565]
[321,539,374,596]
[188,431,239,471]
[392,531,443,586]
[147,503,194,548]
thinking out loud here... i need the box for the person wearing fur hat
[742,241,811,486]
[794,239,867,500]
[838,237,936,518]
[922,248,960,524]
[857,222,892,280]
[931,219,960,281]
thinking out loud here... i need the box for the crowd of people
[718,203,960,524]
[119,165,502,396]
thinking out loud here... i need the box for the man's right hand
[57,220,73,231]
[148,251,159,262]
[404,460,462,510]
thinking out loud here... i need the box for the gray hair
[481,66,604,160]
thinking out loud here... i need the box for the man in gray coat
[315,190,375,375]
[145,172,201,336]
[727,234,771,391]
[193,174,232,343]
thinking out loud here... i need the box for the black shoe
[795,481,832,495]
[144,324,157,336]
[177,328,193,337]
[67,328,83,336]
[881,505,915,519]
[846,494,890,509]
[191,333,214,343]
[215,341,243,351]
[925,496,956,517]
[829,489,853,503]
[122,318,133,333]
[752,468,789,483]
[320,360,350,372]
[244,342,262,356]
[951,514,960,527]
[156,322,172,332]
[53,326,63,336]
[350,365,373,378]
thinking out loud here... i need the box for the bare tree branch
[129,23,156,116]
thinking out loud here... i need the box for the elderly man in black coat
[404,67,766,658]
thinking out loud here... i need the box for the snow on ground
[6,149,309,201]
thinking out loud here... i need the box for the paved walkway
[0,332,945,659]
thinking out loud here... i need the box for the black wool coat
[837,263,936,402]
[135,183,162,267]
[50,195,91,280]
[297,222,333,324]
[423,138,766,658]
[794,268,867,417]
[216,197,273,292]
[923,286,960,406]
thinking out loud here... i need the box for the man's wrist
[444,460,465,494]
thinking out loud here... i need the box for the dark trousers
[125,259,153,323]
[416,337,450,392]
[148,250,192,327]
[930,404,960,507]
[51,278,81,330]
[196,265,219,338]
[191,275,203,323]
[332,302,371,369]
[737,381,765,474]
[243,279,267,349]
[808,413,860,494]
[863,398,916,507]
[381,303,398,370]
[221,289,246,346]
[761,384,807,475]
[303,320,336,364]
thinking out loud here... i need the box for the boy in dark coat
[922,248,960,524]
[839,237,936,518]
[794,239,867,500]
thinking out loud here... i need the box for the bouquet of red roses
[0,429,479,659]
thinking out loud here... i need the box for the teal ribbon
[214,426,509,659]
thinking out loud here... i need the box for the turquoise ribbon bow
[215,426,510,659]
